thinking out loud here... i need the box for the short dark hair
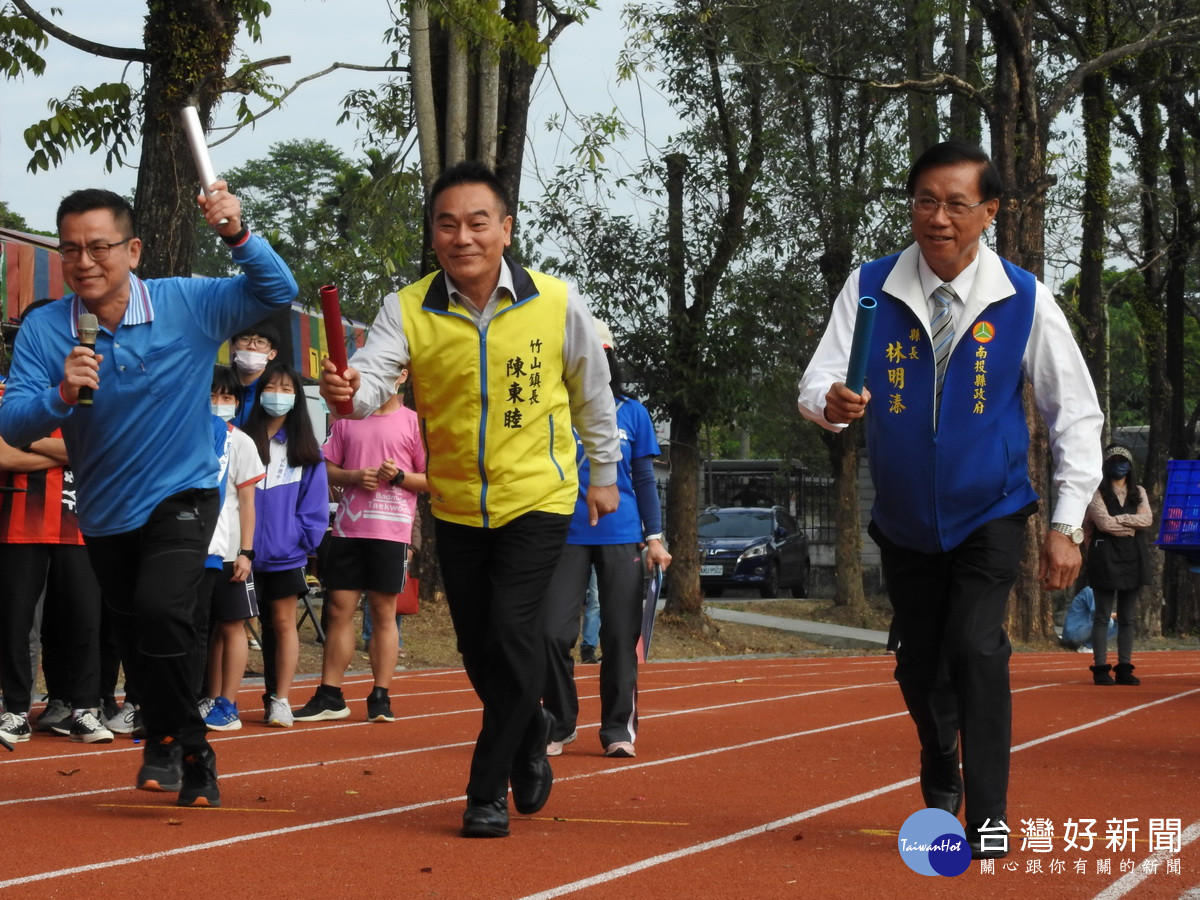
[211,364,240,396]
[906,141,1004,201]
[427,160,510,221]
[231,319,280,350]
[56,189,136,236]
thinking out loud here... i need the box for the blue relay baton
[844,296,878,395]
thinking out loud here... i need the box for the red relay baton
[319,284,355,416]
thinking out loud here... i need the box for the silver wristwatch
[1049,522,1084,544]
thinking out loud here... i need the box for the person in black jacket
[1084,444,1153,686]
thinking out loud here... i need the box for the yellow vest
[399,263,578,527]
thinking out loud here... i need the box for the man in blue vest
[798,142,1102,859]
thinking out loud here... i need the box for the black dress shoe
[919,740,963,816]
[511,707,553,815]
[966,816,1009,859]
[461,798,509,838]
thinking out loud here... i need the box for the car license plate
[700,565,723,576]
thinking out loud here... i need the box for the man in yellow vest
[320,161,620,838]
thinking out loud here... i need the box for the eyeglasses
[234,335,273,350]
[58,238,133,263]
[909,197,989,219]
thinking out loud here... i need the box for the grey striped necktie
[931,283,956,413]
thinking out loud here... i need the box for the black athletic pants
[436,511,571,803]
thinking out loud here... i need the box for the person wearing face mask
[1083,444,1153,686]
[229,322,279,428]
[241,360,328,726]
[195,365,265,732]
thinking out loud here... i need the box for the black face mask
[1104,460,1131,480]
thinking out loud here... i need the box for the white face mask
[234,350,271,375]
[211,403,236,422]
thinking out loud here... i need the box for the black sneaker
[177,746,221,807]
[293,688,350,722]
[580,644,599,664]
[69,710,115,744]
[137,737,183,792]
[366,689,394,723]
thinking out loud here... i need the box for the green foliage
[0,199,29,230]
[3,1,274,175]
[532,0,913,475]
[23,82,134,173]
[0,4,46,77]
[193,139,424,322]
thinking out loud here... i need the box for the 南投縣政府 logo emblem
[972,322,995,343]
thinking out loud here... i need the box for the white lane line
[0,679,899,802]
[0,669,888,767]
[4,681,1180,890]
[1092,821,1200,900]
[516,686,1200,900]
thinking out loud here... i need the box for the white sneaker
[69,710,115,744]
[104,701,138,735]
[266,696,294,728]
[547,729,578,757]
[198,697,216,719]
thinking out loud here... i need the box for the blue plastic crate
[1157,460,1200,570]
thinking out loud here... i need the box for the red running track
[2,651,1199,898]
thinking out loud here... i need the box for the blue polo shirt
[0,233,297,536]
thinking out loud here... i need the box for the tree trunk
[1076,1,1111,431]
[983,0,1056,641]
[664,413,705,616]
[136,0,238,278]
[410,0,441,195]
[826,426,868,618]
[905,0,938,152]
[476,42,500,170]
[495,0,539,233]
[947,0,983,144]
[662,152,705,616]
[1162,59,1200,632]
[443,21,469,167]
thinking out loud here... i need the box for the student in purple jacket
[242,360,328,728]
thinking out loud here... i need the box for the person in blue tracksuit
[0,183,297,806]
[543,319,671,760]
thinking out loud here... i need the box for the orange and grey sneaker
[137,736,183,792]
[177,746,220,808]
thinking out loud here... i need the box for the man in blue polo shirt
[0,182,297,807]
[798,142,1102,859]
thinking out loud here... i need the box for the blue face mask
[1104,459,1131,479]
[260,392,295,417]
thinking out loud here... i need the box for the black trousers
[871,504,1032,823]
[84,488,218,750]
[0,544,102,713]
[436,511,571,802]
[543,542,644,748]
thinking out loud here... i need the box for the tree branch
[1048,16,1200,121]
[210,61,409,147]
[221,55,293,95]
[809,65,989,110]
[10,0,150,62]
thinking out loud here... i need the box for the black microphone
[77,313,99,407]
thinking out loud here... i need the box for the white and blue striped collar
[67,272,154,337]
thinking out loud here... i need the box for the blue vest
[859,251,1039,553]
